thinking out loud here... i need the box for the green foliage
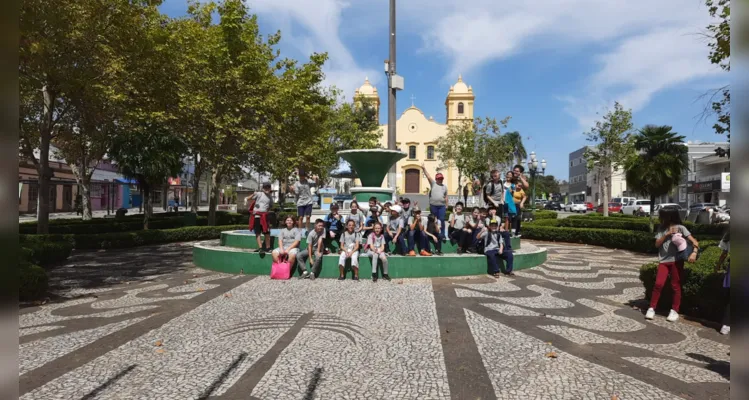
[583,102,634,216]
[19,212,250,234]
[73,224,247,249]
[553,217,725,237]
[532,210,558,220]
[20,263,49,301]
[640,244,726,321]
[624,125,688,231]
[436,116,513,187]
[705,0,730,138]
[523,225,658,253]
[503,131,527,167]
[20,234,75,266]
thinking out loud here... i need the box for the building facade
[679,141,730,208]
[568,147,588,202]
[354,76,474,195]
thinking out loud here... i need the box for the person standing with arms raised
[421,163,448,237]
[288,169,318,232]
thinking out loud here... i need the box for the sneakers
[435,250,443,256]
[338,275,345,281]
[666,309,679,322]
[407,250,417,257]
[352,276,360,281]
[302,271,310,279]
[309,272,316,281]
[372,273,378,282]
[382,274,391,281]
[720,325,730,335]
[644,308,655,320]
[419,250,432,256]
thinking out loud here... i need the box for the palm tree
[504,131,527,167]
[624,125,688,231]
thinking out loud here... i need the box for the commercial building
[568,147,588,202]
[678,141,730,208]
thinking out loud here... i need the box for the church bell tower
[445,74,474,125]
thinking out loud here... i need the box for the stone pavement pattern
[19,242,730,399]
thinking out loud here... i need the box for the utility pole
[387,0,397,192]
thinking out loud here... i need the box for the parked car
[595,202,622,213]
[570,202,588,213]
[688,202,716,216]
[621,199,651,216]
[585,202,595,211]
[653,203,682,212]
[563,202,574,212]
[612,197,636,207]
[544,201,562,211]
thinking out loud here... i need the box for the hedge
[19,211,251,235]
[71,224,248,250]
[532,210,558,220]
[20,235,75,267]
[523,225,658,253]
[19,262,48,301]
[639,243,726,321]
[556,217,726,236]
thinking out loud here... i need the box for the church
[354,75,474,196]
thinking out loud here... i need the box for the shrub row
[639,243,726,322]
[20,235,75,267]
[19,261,48,301]
[20,211,251,235]
[72,224,247,250]
[565,215,726,236]
[522,225,658,253]
[532,210,557,220]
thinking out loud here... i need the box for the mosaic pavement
[19,241,730,399]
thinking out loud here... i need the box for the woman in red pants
[645,208,699,322]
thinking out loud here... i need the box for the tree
[436,116,513,194]
[169,0,282,225]
[110,129,187,229]
[534,175,560,198]
[503,131,527,167]
[19,0,163,232]
[624,125,689,231]
[583,102,634,217]
[704,0,730,139]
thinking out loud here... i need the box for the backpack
[483,182,495,204]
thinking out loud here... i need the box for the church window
[427,146,435,160]
[408,145,417,160]
[458,102,464,114]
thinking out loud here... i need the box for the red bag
[270,256,291,280]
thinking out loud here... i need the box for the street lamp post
[526,151,546,210]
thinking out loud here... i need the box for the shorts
[253,216,270,235]
[272,248,299,256]
[297,204,313,217]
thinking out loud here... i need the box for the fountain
[337,149,407,203]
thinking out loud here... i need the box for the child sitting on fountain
[425,214,444,256]
[249,182,274,253]
[478,218,506,278]
[366,222,391,282]
[345,200,365,234]
[272,215,302,273]
[338,220,361,281]
[385,206,406,255]
[324,203,344,253]
[362,207,384,238]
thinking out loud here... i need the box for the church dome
[449,74,472,94]
[355,77,378,96]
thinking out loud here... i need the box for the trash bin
[183,212,198,226]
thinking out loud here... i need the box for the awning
[115,178,138,184]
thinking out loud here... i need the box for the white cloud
[240,0,722,127]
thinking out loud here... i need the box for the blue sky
[160,0,728,179]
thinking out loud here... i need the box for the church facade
[354,75,474,195]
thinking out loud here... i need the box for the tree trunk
[208,168,220,226]
[601,173,610,217]
[35,85,57,234]
[142,183,151,230]
[162,183,168,211]
[649,193,656,233]
[81,176,93,220]
[191,157,203,213]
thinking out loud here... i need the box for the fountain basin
[349,186,395,203]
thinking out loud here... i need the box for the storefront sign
[168,177,181,186]
[691,180,720,193]
[721,172,730,192]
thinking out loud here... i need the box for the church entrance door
[405,169,420,193]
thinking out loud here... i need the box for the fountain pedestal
[337,149,407,202]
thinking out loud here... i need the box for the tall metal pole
[387,0,397,193]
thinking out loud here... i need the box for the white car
[621,199,651,216]
[563,202,574,212]
[570,202,588,213]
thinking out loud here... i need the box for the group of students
[248,165,531,281]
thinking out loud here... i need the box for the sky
[160,0,728,179]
